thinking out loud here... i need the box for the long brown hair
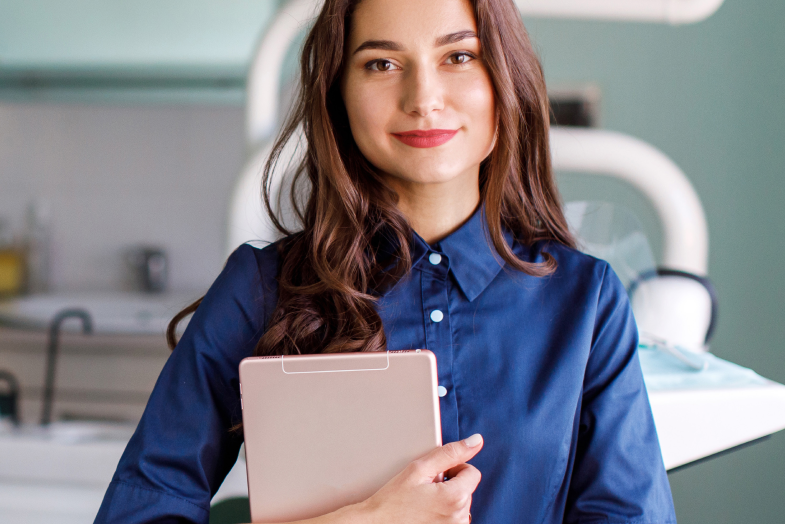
[167,0,574,355]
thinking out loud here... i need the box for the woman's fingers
[409,434,483,482]
[443,463,482,493]
[358,435,484,523]
[443,462,471,481]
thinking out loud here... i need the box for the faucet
[0,369,20,425]
[40,308,93,425]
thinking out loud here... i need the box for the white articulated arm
[515,0,724,24]
[246,0,323,149]
[550,127,709,275]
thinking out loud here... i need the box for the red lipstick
[391,129,459,148]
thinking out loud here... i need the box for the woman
[95,0,676,522]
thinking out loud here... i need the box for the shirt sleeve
[564,263,677,524]
[94,244,268,524]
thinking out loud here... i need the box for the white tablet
[239,349,442,523]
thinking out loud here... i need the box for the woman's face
[342,0,496,190]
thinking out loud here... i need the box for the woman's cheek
[346,88,376,145]
[351,87,397,159]
[455,74,495,137]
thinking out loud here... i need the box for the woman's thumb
[415,434,483,480]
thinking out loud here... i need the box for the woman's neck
[387,170,481,245]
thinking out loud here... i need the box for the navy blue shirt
[95,208,676,524]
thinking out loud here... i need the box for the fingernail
[464,433,483,447]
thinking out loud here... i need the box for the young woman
[96,0,676,523]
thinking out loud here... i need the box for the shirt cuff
[94,479,210,524]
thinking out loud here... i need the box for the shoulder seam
[250,243,267,336]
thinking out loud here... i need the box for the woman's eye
[447,52,474,65]
[367,59,396,72]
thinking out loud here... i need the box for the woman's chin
[384,169,475,188]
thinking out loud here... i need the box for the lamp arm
[550,127,709,275]
[515,0,724,24]
[246,0,321,150]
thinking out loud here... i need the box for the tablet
[239,349,442,523]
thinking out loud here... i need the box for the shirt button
[437,385,447,397]
[428,253,442,265]
[430,309,444,322]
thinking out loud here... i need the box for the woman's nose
[402,66,444,117]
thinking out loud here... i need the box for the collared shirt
[95,207,676,524]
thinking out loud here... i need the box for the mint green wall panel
[0,0,279,69]
[0,0,281,103]
[526,1,785,521]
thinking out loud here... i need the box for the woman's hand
[256,434,483,524]
[354,433,484,524]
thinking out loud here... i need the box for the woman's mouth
[391,129,459,148]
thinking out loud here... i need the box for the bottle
[125,246,168,293]
[25,200,51,294]
[0,217,25,296]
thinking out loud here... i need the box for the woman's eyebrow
[353,40,403,55]
[352,30,478,55]
[434,30,478,47]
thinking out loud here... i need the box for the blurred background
[0,0,783,522]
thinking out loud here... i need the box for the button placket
[420,254,459,443]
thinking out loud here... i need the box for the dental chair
[213,0,785,507]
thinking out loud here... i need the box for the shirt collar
[433,205,514,302]
[376,205,514,302]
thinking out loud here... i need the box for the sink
[0,420,135,523]
[0,292,199,335]
[0,420,135,485]
[0,420,248,523]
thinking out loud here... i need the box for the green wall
[526,1,785,522]
[0,0,277,68]
[0,0,280,104]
